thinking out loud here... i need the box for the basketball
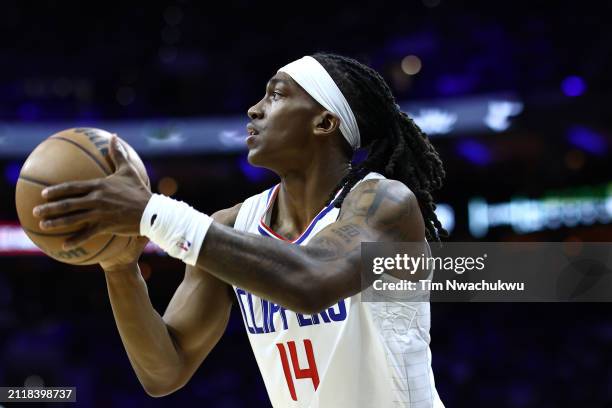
[14,128,149,265]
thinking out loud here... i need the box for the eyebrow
[266,77,290,88]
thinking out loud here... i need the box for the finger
[135,235,150,246]
[108,135,130,171]
[64,226,100,250]
[39,211,96,231]
[42,180,98,200]
[33,194,98,218]
[109,135,148,186]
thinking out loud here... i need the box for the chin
[246,148,266,167]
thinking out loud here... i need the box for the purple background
[0,1,611,407]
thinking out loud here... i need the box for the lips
[246,124,260,148]
[246,123,260,136]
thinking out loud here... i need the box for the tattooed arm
[196,179,426,313]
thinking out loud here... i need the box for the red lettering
[276,339,320,401]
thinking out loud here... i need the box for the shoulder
[213,184,277,229]
[211,202,243,227]
[339,178,424,241]
[341,178,418,217]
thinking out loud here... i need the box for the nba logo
[176,237,191,252]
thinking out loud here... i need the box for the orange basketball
[14,128,149,265]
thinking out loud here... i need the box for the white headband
[278,56,361,150]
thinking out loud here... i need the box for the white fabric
[140,193,213,266]
[278,56,361,149]
[232,172,444,408]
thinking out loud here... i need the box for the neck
[272,153,351,237]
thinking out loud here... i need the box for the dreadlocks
[312,52,448,241]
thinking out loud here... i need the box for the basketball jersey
[232,172,444,408]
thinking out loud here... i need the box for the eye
[271,91,282,99]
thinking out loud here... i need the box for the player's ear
[312,111,340,137]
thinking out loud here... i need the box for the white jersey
[232,172,444,408]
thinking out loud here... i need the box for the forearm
[196,223,320,312]
[104,264,183,395]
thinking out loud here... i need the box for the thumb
[108,134,129,171]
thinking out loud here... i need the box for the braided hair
[312,52,448,241]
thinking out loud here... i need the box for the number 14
[276,339,320,401]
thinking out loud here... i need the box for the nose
[247,100,263,120]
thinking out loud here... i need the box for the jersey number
[276,339,320,401]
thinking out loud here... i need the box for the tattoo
[338,186,375,219]
[366,184,389,219]
[333,223,361,243]
[195,181,420,311]
[337,180,415,239]
[306,181,416,263]
[307,236,346,261]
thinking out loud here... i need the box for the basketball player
[33,53,447,407]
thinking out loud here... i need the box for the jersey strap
[258,184,344,244]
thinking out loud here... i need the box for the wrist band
[140,194,213,266]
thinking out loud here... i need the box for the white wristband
[140,194,213,266]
